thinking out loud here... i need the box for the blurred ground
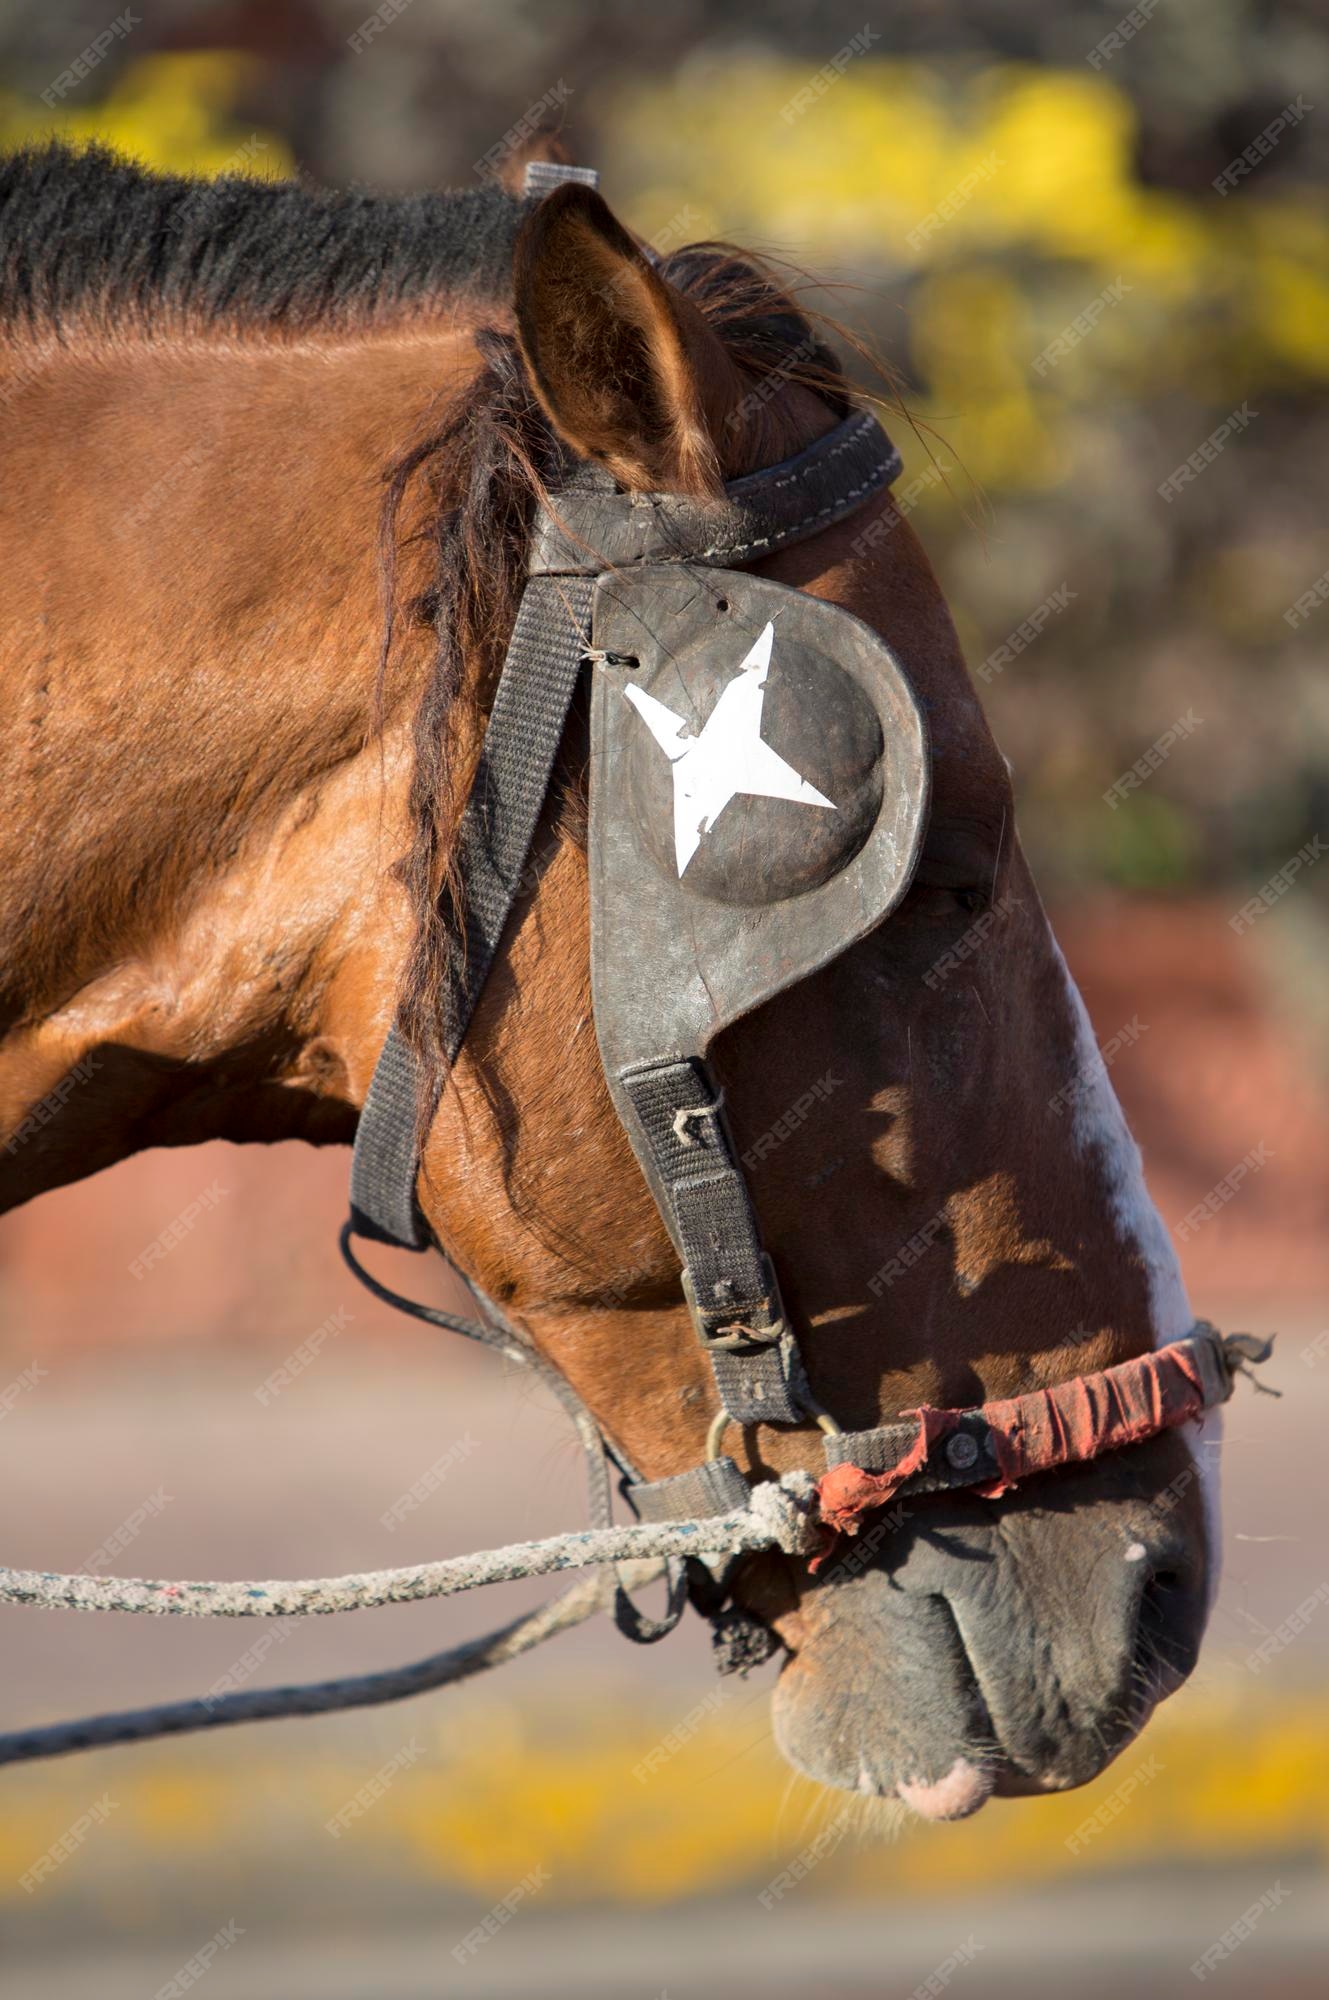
[7,1876,1329,1998]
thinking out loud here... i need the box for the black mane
[0,141,524,334]
[0,141,860,1136]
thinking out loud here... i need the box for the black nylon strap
[350,573,595,1248]
[530,408,900,577]
[617,1057,805,1426]
[824,1412,1002,1497]
[348,1024,423,1250]
[629,1456,752,1522]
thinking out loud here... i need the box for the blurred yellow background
[0,4,1325,1995]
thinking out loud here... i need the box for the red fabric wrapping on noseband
[815,1406,959,1548]
[816,1340,1214,1545]
[976,1338,1209,1498]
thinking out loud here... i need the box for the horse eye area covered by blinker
[620,610,887,903]
[589,565,928,1066]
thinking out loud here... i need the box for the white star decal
[623,622,835,877]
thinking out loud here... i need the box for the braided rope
[0,1474,820,1619]
[0,1573,610,1766]
[0,1329,1272,1766]
[0,1478,819,1765]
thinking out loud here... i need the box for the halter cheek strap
[343,164,914,1645]
[347,165,1276,1548]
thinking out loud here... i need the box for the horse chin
[765,1438,1211,1820]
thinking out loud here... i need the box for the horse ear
[512,183,734,497]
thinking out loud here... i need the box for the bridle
[346,388,922,1524]
[346,161,1269,1543]
[0,161,1273,1764]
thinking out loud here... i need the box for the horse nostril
[1139,1564,1181,1631]
[1134,1560,1200,1699]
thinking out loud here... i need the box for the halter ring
[706,1402,842,1465]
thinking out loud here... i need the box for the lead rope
[0,1323,1276,1763]
[0,1480,819,1620]
[0,1578,607,1766]
[0,1480,818,1766]
[0,1231,804,1766]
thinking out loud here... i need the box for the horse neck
[0,317,478,1203]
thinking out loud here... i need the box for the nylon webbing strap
[530,408,901,577]
[617,1057,805,1426]
[824,1412,1002,1495]
[629,1456,752,1523]
[350,573,595,1248]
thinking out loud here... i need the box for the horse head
[401,184,1218,1817]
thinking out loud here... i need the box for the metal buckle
[682,1260,788,1355]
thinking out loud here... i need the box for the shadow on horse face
[752,1429,1212,1817]
[696,908,1218,1817]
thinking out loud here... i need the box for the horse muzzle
[763,1430,1211,1818]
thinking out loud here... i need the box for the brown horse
[0,143,1216,1819]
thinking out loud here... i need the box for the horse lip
[895,1757,995,1820]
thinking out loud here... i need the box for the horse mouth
[762,1440,1211,1820]
[771,1587,1192,1822]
